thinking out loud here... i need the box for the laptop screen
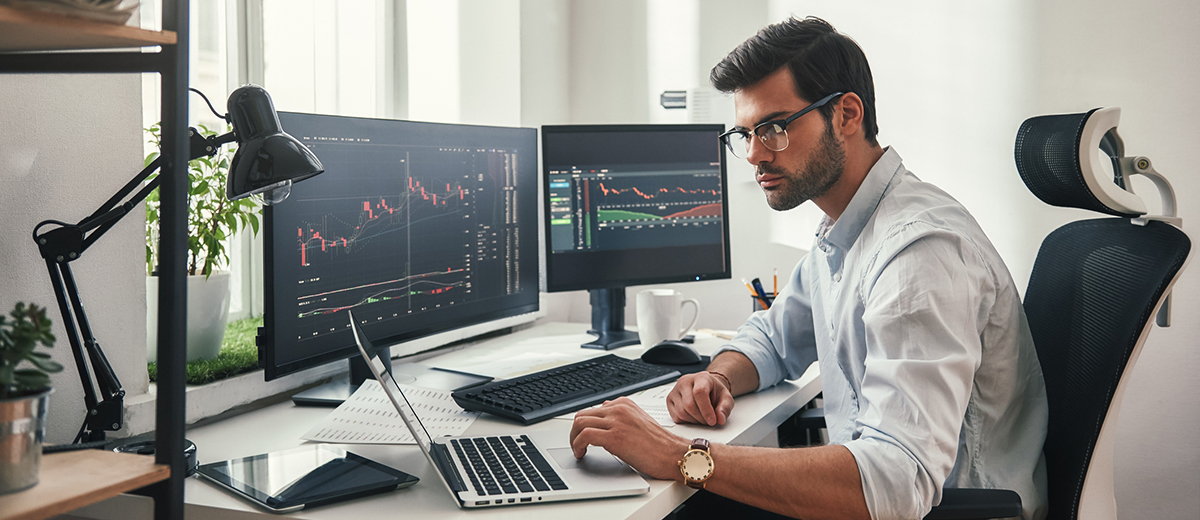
[348,312,436,453]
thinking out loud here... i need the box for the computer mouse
[641,340,703,366]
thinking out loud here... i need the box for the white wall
[519,0,570,128]
[459,0,522,126]
[408,0,522,126]
[0,74,147,445]
[566,0,649,124]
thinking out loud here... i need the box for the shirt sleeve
[843,223,995,520]
[713,259,819,391]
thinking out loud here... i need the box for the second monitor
[541,124,731,349]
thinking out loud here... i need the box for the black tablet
[197,445,419,513]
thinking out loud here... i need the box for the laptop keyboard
[450,435,568,496]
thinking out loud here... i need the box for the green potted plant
[144,123,261,363]
[0,303,63,494]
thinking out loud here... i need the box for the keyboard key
[549,387,598,404]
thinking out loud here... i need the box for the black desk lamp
[32,85,323,447]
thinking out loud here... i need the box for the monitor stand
[292,353,395,407]
[581,288,641,350]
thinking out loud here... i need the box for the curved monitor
[262,113,539,385]
[541,124,730,348]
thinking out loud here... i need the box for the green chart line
[597,209,661,222]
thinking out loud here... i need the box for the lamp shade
[225,85,324,202]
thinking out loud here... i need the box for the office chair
[783,107,1191,520]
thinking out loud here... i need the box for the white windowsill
[122,300,547,436]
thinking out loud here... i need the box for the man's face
[733,68,846,211]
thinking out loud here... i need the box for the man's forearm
[707,350,760,396]
[702,443,870,520]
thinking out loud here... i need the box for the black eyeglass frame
[718,91,845,157]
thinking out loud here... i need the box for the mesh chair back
[1015,110,1139,217]
[1023,218,1189,520]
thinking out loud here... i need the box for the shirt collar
[821,146,903,252]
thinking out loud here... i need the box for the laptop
[347,310,649,508]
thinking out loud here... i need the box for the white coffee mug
[636,289,700,348]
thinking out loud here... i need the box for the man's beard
[758,123,845,211]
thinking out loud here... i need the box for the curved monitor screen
[541,124,731,292]
[263,113,539,381]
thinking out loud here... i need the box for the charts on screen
[285,144,522,343]
[547,165,724,252]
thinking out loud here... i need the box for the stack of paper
[555,383,677,427]
[302,380,480,445]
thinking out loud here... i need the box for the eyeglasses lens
[723,123,791,159]
[726,133,748,158]
[761,124,788,152]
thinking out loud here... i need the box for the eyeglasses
[718,92,844,158]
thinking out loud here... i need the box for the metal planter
[0,388,51,494]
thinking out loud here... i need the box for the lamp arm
[31,127,234,443]
[84,130,236,251]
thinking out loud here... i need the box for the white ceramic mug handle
[679,298,700,337]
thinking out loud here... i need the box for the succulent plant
[0,302,63,399]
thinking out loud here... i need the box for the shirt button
[833,273,841,282]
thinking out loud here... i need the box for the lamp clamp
[190,126,237,160]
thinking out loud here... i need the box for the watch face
[681,449,713,481]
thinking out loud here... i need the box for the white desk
[69,322,820,520]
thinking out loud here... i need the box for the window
[262,0,386,117]
[142,0,400,326]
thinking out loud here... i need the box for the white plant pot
[146,271,231,363]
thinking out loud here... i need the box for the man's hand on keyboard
[569,397,690,481]
[666,371,735,426]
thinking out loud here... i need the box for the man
[569,17,1048,520]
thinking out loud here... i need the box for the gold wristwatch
[678,438,714,489]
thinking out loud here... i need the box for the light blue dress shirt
[717,147,1048,520]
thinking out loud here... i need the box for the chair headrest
[1014,107,1147,217]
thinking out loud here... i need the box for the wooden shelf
[0,5,175,52]
[1,3,191,518]
[0,450,170,520]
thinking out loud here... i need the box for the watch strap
[684,438,712,489]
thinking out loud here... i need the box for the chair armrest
[797,407,825,429]
[923,488,1022,519]
[789,407,1020,519]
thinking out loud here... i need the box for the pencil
[742,277,769,310]
[773,268,778,294]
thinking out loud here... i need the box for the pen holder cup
[752,292,776,311]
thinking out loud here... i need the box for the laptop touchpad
[547,447,630,475]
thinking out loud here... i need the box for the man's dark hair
[711,17,879,146]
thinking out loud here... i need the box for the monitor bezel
[540,123,732,293]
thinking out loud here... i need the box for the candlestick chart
[285,146,521,342]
